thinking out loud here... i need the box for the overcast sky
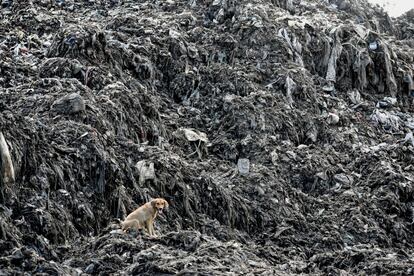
[367,0,414,17]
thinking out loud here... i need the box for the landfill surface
[1,0,414,275]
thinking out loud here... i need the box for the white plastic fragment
[403,132,414,146]
[368,41,378,51]
[333,174,354,186]
[237,158,250,175]
[182,128,208,143]
[370,109,400,131]
[348,90,362,104]
[285,76,296,107]
[0,132,15,184]
[377,97,397,108]
[327,113,340,125]
[135,160,155,185]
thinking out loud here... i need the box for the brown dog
[121,198,168,237]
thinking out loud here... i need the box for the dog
[121,198,168,237]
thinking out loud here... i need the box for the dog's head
[151,198,169,214]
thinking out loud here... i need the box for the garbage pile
[1,0,414,274]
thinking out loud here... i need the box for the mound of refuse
[1,0,414,275]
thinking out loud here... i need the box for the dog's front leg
[145,220,153,236]
[148,219,157,237]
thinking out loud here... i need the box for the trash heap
[1,0,414,274]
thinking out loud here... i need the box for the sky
[367,0,414,17]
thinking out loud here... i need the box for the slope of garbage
[1,0,414,274]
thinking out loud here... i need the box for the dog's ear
[163,199,169,208]
[151,199,157,207]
